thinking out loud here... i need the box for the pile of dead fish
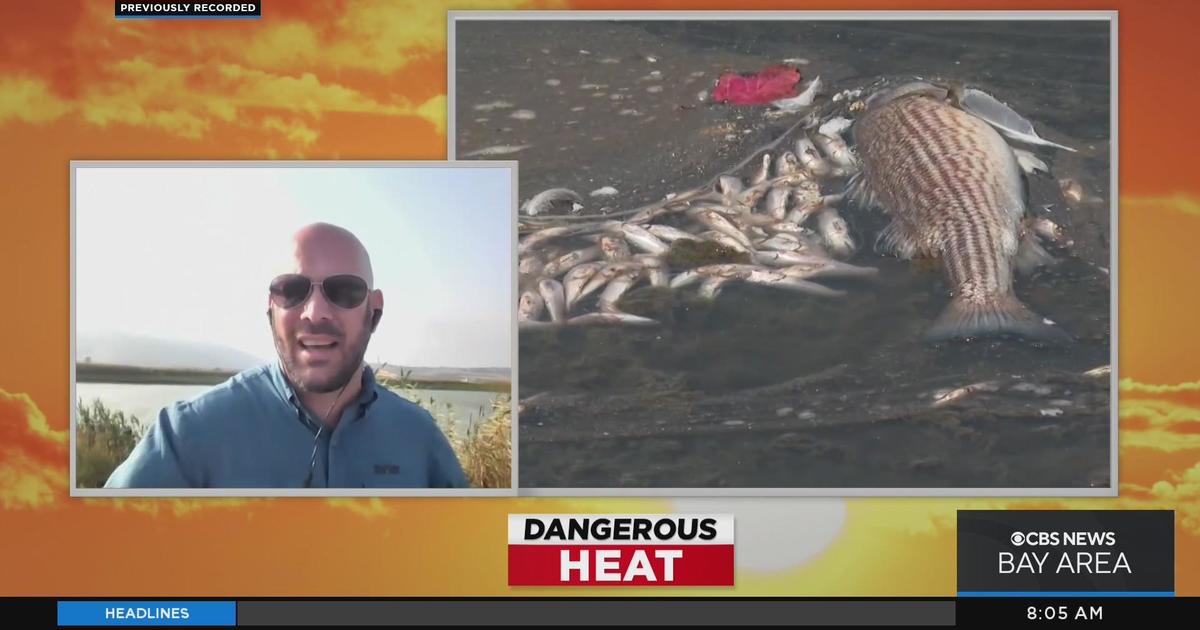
[517,79,1086,334]
[517,114,880,329]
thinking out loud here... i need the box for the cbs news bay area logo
[957,511,1175,596]
[1004,530,1129,574]
[507,515,735,586]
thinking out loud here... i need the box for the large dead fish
[851,82,1069,342]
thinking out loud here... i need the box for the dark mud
[456,19,1112,489]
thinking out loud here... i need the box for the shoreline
[76,363,511,393]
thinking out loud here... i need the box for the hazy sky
[76,164,513,368]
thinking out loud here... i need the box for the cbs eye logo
[1011,532,1026,546]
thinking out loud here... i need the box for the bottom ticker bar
[234,600,954,626]
[4,597,1198,626]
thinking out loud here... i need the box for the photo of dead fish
[455,17,1113,490]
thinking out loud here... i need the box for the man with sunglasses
[105,223,470,489]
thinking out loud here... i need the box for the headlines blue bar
[57,601,236,626]
[958,591,1175,598]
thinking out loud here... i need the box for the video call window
[71,161,517,496]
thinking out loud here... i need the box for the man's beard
[271,308,373,394]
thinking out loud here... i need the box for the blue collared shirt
[105,362,469,489]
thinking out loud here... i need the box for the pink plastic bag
[711,65,803,105]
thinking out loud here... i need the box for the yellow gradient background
[2,1,1197,596]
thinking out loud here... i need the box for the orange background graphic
[2,0,1198,596]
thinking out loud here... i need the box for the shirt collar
[270,361,380,419]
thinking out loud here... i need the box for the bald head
[279,222,375,288]
[267,222,384,396]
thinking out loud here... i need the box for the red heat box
[507,514,735,586]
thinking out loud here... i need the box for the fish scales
[854,89,1066,342]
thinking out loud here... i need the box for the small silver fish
[669,263,755,289]
[717,175,745,202]
[520,188,583,216]
[519,254,545,278]
[818,116,853,137]
[1029,216,1072,247]
[795,136,831,177]
[692,208,753,249]
[752,250,806,267]
[518,288,545,322]
[736,179,775,207]
[756,232,802,252]
[563,262,604,308]
[542,245,602,277]
[744,268,846,298]
[764,221,808,235]
[750,153,772,186]
[1083,365,1111,379]
[597,266,642,313]
[780,257,879,280]
[699,230,751,253]
[537,278,567,323]
[634,254,670,287]
[731,212,784,229]
[567,312,659,327]
[813,132,857,170]
[765,186,790,220]
[578,262,635,303]
[519,225,581,255]
[599,234,632,261]
[785,204,818,227]
[753,252,874,279]
[785,183,824,226]
[692,202,742,218]
[647,224,698,243]
[463,143,532,157]
[930,380,999,408]
[774,151,801,177]
[621,223,670,255]
[627,203,678,224]
[815,208,856,259]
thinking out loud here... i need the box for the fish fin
[874,219,921,259]
[1014,229,1058,276]
[926,293,1071,343]
[960,88,1076,152]
[1012,148,1049,176]
[843,171,879,210]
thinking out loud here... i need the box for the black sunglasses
[269,274,369,310]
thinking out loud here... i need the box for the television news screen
[1,1,1196,627]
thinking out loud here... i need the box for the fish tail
[926,293,1071,343]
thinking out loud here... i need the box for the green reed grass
[76,376,512,489]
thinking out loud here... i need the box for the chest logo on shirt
[373,464,401,475]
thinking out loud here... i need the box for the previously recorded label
[114,2,262,18]
[957,510,1175,595]
[507,514,735,586]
